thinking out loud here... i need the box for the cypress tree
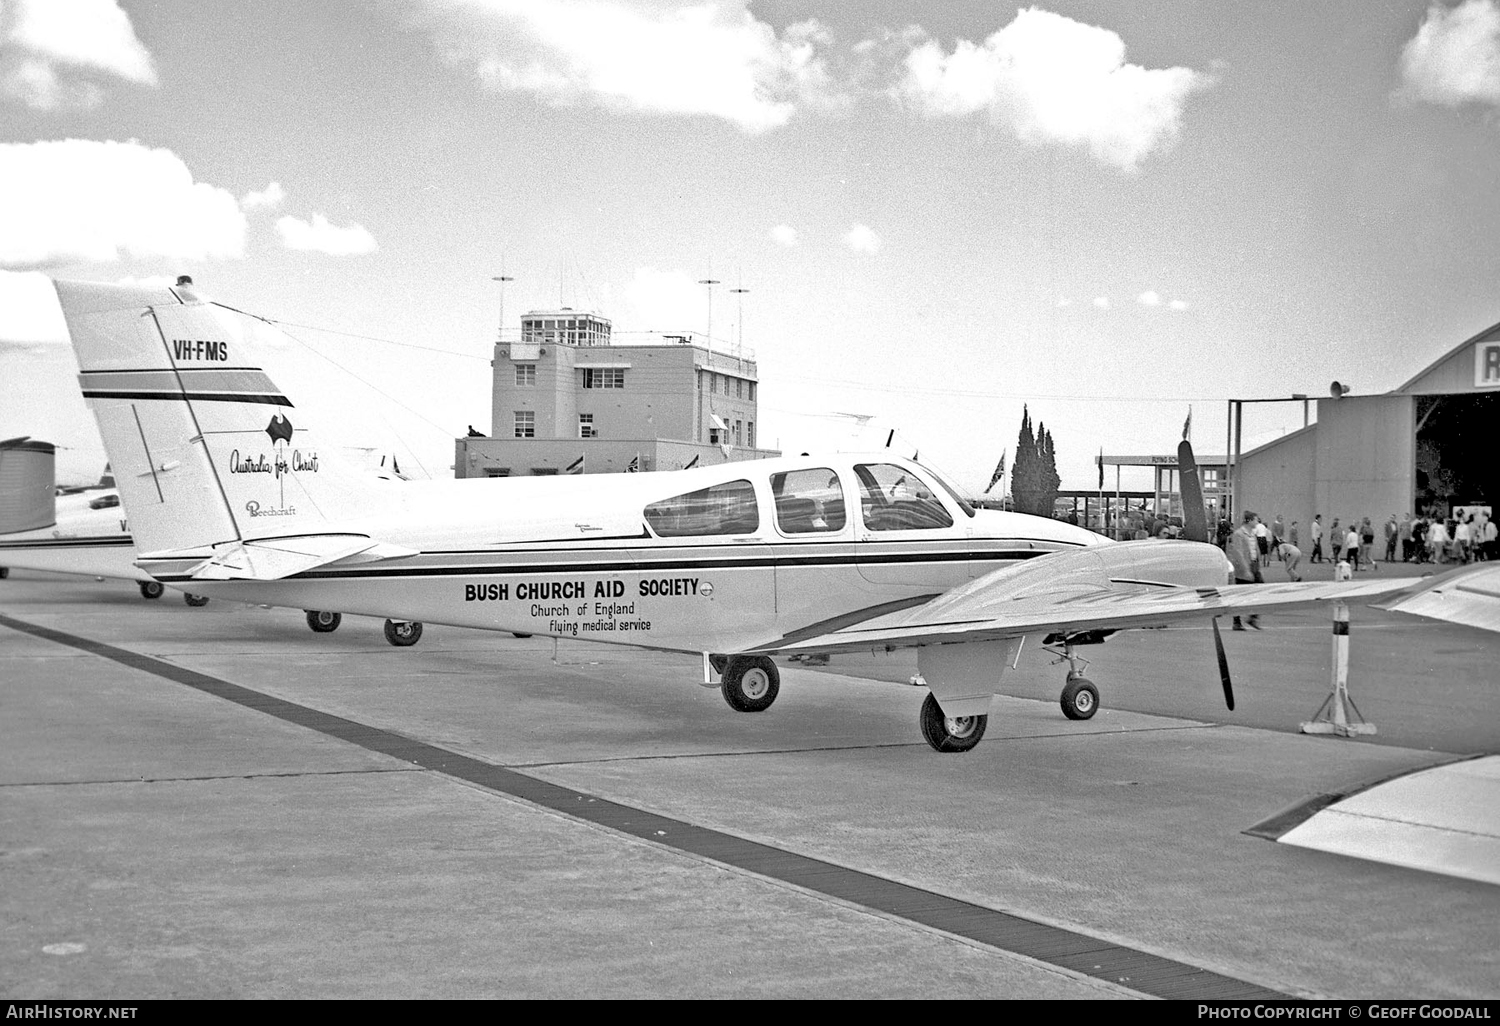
[1012,406,1040,515]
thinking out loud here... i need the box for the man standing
[1228,512,1262,631]
[1330,518,1343,563]
[1400,513,1413,561]
[1310,514,1324,563]
[1385,515,1399,562]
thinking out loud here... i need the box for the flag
[626,454,639,473]
[1182,407,1192,441]
[564,455,584,475]
[683,454,700,469]
[1098,448,1104,490]
[985,451,1005,494]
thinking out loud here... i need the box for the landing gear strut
[1045,638,1099,720]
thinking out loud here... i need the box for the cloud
[621,267,704,330]
[406,0,844,133]
[1169,298,1189,311]
[1,0,157,110]
[1093,296,1110,309]
[0,140,247,268]
[897,7,1211,169]
[1137,290,1161,306]
[0,270,69,347]
[275,213,378,255]
[1399,0,1500,106]
[770,224,798,246]
[241,181,286,211]
[844,223,881,253]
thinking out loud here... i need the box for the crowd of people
[1215,508,1497,573]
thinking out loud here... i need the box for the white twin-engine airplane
[52,280,1500,752]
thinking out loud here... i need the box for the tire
[384,619,423,647]
[1060,677,1099,720]
[0,566,9,579]
[305,610,342,633]
[139,581,164,600]
[183,593,210,607]
[721,655,780,713]
[918,692,987,753]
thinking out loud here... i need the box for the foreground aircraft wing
[1374,562,1500,636]
[767,562,1500,656]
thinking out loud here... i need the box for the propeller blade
[1212,617,1235,711]
[1177,439,1210,543]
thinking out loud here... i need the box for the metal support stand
[1300,601,1377,736]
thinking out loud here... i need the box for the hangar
[1236,321,1500,537]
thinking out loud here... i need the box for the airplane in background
[49,279,1500,752]
[0,437,204,603]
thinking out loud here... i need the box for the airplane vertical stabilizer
[54,280,384,558]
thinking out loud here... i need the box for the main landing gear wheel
[918,692,987,753]
[721,655,780,713]
[0,566,9,579]
[306,610,342,633]
[384,619,423,647]
[139,581,164,600]
[183,593,209,607]
[1059,677,1099,721]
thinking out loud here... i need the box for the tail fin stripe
[81,390,292,406]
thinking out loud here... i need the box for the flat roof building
[455,308,779,477]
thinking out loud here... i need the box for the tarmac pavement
[2,569,1496,999]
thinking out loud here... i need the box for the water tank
[0,437,57,534]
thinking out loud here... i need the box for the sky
[2,0,1499,490]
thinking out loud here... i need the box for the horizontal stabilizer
[170,534,418,582]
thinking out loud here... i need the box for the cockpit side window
[644,479,759,537]
[771,468,846,534]
[854,463,954,532]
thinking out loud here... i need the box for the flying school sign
[1477,341,1500,389]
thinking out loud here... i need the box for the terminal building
[455,308,779,478]
[1236,323,1499,531]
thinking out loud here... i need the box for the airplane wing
[764,565,1499,656]
[148,534,419,582]
[1374,562,1500,635]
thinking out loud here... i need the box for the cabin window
[514,364,536,386]
[855,463,953,531]
[513,411,535,438]
[772,469,845,534]
[644,479,759,537]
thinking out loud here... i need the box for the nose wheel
[384,619,423,647]
[1045,639,1101,721]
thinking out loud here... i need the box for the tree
[1011,407,1062,517]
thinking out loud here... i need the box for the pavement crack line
[0,766,423,789]
[0,610,1288,1001]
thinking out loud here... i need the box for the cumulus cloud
[844,223,881,253]
[275,214,378,256]
[770,224,798,246]
[0,140,247,268]
[0,270,69,347]
[621,267,704,330]
[1,0,157,110]
[406,0,845,133]
[896,7,1211,169]
[1137,290,1162,306]
[1399,0,1500,106]
[1093,296,1110,309]
[241,181,286,211]
[1169,298,1189,311]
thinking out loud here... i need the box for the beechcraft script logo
[229,413,319,518]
